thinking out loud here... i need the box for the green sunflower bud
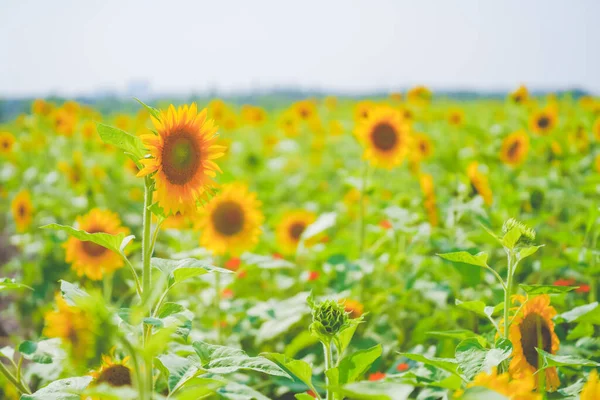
[502,218,536,247]
[307,296,351,343]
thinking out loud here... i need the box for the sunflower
[419,173,438,227]
[354,101,375,122]
[0,132,15,155]
[509,295,560,391]
[292,100,318,122]
[90,350,132,389]
[581,369,599,400]
[568,126,589,153]
[341,299,364,318]
[529,108,557,135]
[407,85,432,105]
[31,98,53,115]
[58,151,85,188]
[500,130,530,166]
[64,209,129,280]
[241,105,267,126]
[329,120,344,137]
[593,117,600,141]
[510,85,529,104]
[197,184,263,255]
[44,294,94,361]
[276,210,317,255]
[412,133,433,161]
[81,121,97,140]
[467,162,493,206]
[137,103,226,216]
[52,107,77,136]
[389,92,403,102]
[11,190,33,232]
[447,108,465,126]
[467,368,540,400]
[278,112,300,137]
[355,106,410,170]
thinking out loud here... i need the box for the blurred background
[1,0,599,119]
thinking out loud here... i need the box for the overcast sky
[1,0,599,98]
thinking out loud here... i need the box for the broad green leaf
[461,387,507,400]
[18,340,56,364]
[96,123,145,160]
[334,321,359,357]
[338,344,382,384]
[22,376,93,400]
[0,277,32,291]
[81,384,139,400]
[59,280,90,305]
[134,98,161,121]
[41,224,132,257]
[192,341,291,378]
[566,322,594,340]
[426,330,481,341]
[536,349,600,370]
[501,226,522,249]
[156,353,199,393]
[519,284,578,295]
[397,353,460,376]
[170,377,225,400]
[152,257,231,286]
[437,251,489,268]
[217,380,271,400]
[158,302,185,319]
[455,338,512,380]
[241,252,294,269]
[556,302,599,323]
[342,381,414,400]
[299,212,336,244]
[517,245,544,260]
[262,353,315,391]
[455,299,502,319]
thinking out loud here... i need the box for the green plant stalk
[215,271,222,344]
[499,250,515,374]
[122,337,145,400]
[0,360,30,395]
[536,320,546,396]
[323,342,334,400]
[358,163,369,258]
[103,272,113,303]
[141,177,154,398]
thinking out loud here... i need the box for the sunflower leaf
[535,349,600,370]
[134,98,161,121]
[437,251,489,268]
[0,277,32,291]
[455,338,512,381]
[262,352,316,392]
[41,223,130,256]
[96,123,145,160]
[151,257,232,287]
[519,284,578,295]
[21,376,93,400]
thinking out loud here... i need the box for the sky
[1,0,599,98]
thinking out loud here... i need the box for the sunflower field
[0,87,600,400]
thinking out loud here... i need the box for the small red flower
[553,278,576,287]
[397,362,409,372]
[368,372,386,381]
[273,253,283,259]
[379,220,392,230]
[225,257,241,271]
[221,288,234,299]
[307,271,320,281]
[576,284,590,293]
[306,390,317,398]
[236,270,247,279]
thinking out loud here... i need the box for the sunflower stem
[0,359,30,395]
[323,342,334,400]
[358,163,369,258]
[215,266,222,344]
[121,336,145,400]
[141,176,154,398]
[500,249,515,374]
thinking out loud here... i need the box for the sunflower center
[2,140,9,149]
[161,132,200,185]
[537,116,550,129]
[419,141,428,153]
[18,204,27,218]
[371,123,398,151]
[507,141,521,159]
[81,228,108,257]
[519,313,553,369]
[97,364,132,387]
[212,201,245,236]
[289,222,307,240]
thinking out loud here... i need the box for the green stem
[123,256,143,299]
[215,272,222,344]
[323,342,333,400]
[503,251,515,341]
[0,360,30,395]
[358,163,369,258]
[141,177,154,398]
[121,337,145,400]
[103,272,113,303]
[536,318,546,394]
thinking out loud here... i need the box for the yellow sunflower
[292,99,318,122]
[581,369,599,400]
[508,295,560,392]
[407,85,432,105]
[341,299,364,318]
[11,190,33,232]
[500,130,530,166]
[354,101,376,122]
[529,108,557,135]
[447,108,465,126]
[52,107,77,136]
[510,85,530,104]
[278,112,300,137]
[419,173,438,227]
[412,133,433,161]
[81,120,97,140]
[90,351,132,389]
[137,103,226,216]
[593,117,600,141]
[568,126,589,153]
[241,105,267,126]
[276,210,317,255]
[329,120,344,137]
[65,209,129,280]
[0,132,15,155]
[355,106,410,170]
[467,368,540,400]
[197,184,263,255]
[31,98,53,116]
[44,294,94,361]
[58,151,85,188]
[467,162,493,206]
